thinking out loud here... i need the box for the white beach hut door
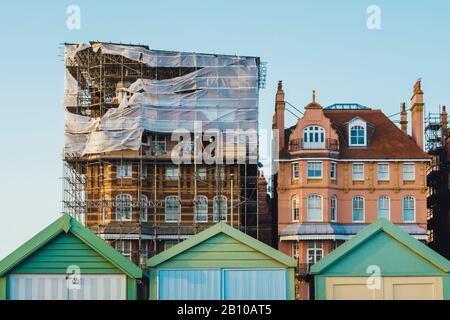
[158,269,221,300]
[8,274,126,300]
[222,269,287,300]
[158,269,288,300]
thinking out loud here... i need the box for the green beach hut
[147,222,297,300]
[0,214,144,300]
[310,218,450,300]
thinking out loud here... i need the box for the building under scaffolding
[425,106,450,259]
[61,41,267,267]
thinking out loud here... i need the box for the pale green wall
[11,233,120,274]
[156,234,287,269]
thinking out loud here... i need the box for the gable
[322,232,445,276]
[156,233,286,269]
[10,233,121,274]
[148,222,296,268]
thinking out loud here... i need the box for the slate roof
[323,109,429,159]
[281,109,430,160]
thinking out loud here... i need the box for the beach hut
[310,218,450,300]
[0,214,144,300]
[147,222,297,300]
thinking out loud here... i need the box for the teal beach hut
[0,214,144,300]
[310,218,450,300]
[147,222,297,300]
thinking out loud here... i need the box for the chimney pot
[400,102,408,134]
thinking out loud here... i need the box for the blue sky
[0,0,449,259]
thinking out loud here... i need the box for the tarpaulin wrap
[63,43,259,156]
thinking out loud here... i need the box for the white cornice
[275,158,430,162]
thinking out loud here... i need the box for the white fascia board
[276,158,430,163]
[99,234,192,240]
[280,234,350,241]
[280,234,427,241]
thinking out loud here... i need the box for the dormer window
[303,126,325,149]
[348,119,367,147]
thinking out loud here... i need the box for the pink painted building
[272,80,430,300]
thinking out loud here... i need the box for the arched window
[165,196,180,222]
[195,195,208,223]
[291,196,299,222]
[352,196,364,222]
[139,194,148,222]
[378,196,390,220]
[330,195,337,222]
[349,119,367,146]
[116,194,132,221]
[303,126,325,149]
[403,196,415,222]
[307,195,323,221]
[213,195,227,222]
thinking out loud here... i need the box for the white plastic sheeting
[63,43,259,156]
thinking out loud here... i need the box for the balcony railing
[289,138,339,152]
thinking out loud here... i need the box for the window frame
[403,163,415,181]
[307,194,323,222]
[377,195,390,220]
[115,240,132,260]
[330,162,337,180]
[348,119,367,147]
[330,195,338,222]
[377,163,390,181]
[213,195,227,222]
[165,166,180,180]
[116,162,132,178]
[291,195,299,222]
[139,194,148,222]
[196,167,207,180]
[165,195,181,223]
[352,196,365,222]
[195,195,208,223]
[307,161,323,179]
[150,134,167,153]
[403,196,416,223]
[307,241,324,265]
[292,162,300,180]
[352,163,365,181]
[302,125,325,149]
[115,194,132,221]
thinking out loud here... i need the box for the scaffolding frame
[425,109,450,259]
[61,42,262,265]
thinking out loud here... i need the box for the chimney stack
[410,79,425,150]
[442,105,448,136]
[273,81,285,150]
[400,102,408,134]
